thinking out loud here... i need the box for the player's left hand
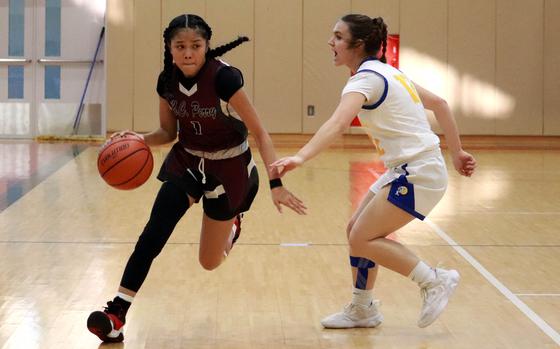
[271,186,307,215]
[452,149,476,177]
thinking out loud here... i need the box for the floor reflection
[0,141,90,212]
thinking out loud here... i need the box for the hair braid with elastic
[162,27,175,81]
[207,36,250,59]
[341,14,388,62]
[161,14,249,80]
[373,17,388,63]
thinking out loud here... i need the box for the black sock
[112,296,131,316]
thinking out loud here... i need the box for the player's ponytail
[341,14,388,61]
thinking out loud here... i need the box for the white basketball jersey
[342,59,440,166]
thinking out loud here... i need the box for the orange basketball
[97,134,153,190]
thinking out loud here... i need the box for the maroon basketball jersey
[158,59,247,152]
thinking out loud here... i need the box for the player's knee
[347,232,364,252]
[134,237,164,261]
[135,220,176,258]
[198,255,222,271]
[346,220,355,238]
[348,227,375,254]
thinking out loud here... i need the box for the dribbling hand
[102,130,145,149]
[109,130,144,141]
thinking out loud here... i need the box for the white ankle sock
[408,261,436,285]
[116,292,134,303]
[351,287,373,306]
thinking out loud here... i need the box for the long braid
[207,36,250,59]
[162,27,175,81]
[374,17,388,63]
[161,14,196,86]
[162,14,248,64]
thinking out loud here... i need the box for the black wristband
[269,178,283,189]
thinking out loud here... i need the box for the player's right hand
[270,155,304,177]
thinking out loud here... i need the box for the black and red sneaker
[225,214,243,256]
[87,301,126,342]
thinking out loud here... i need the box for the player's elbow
[332,118,350,135]
[252,129,272,150]
[162,128,177,143]
[166,131,177,143]
[431,96,449,113]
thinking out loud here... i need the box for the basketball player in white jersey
[272,14,476,329]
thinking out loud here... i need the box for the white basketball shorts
[370,149,448,220]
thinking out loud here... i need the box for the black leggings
[120,181,189,292]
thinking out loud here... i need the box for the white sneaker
[417,268,460,328]
[321,300,383,328]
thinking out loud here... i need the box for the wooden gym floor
[0,136,559,348]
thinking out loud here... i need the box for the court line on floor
[424,218,560,346]
[280,242,311,247]
[0,240,559,248]
[437,211,560,215]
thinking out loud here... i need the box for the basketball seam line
[101,148,150,184]
[112,154,153,188]
[97,138,147,169]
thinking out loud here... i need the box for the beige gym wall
[544,0,560,135]
[254,0,302,133]
[302,0,350,133]
[106,0,134,131]
[106,0,559,136]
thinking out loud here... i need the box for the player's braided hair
[162,14,249,81]
[341,14,388,63]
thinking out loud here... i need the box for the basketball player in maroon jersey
[87,14,306,343]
